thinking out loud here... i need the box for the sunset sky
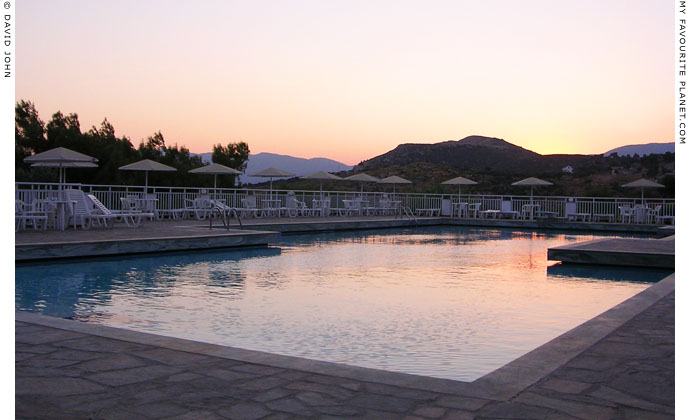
[16,0,673,165]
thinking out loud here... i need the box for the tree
[159,143,204,187]
[83,119,140,185]
[15,100,46,160]
[16,101,48,181]
[660,174,674,198]
[211,142,250,186]
[16,100,245,188]
[45,111,82,150]
[136,131,206,187]
[138,131,166,160]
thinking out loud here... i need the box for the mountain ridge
[354,136,673,175]
[193,152,353,184]
[355,135,571,174]
[604,142,674,157]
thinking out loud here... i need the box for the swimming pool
[15,226,670,381]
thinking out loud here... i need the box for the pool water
[15,227,670,381]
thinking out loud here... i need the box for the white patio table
[40,199,76,230]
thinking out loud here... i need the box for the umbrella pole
[145,171,149,196]
[214,175,217,200]
[530,186,534,205]
[59,164,64,191]
[320,181,323,200]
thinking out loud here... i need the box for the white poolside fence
[15,181,675,223]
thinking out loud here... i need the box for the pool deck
[15,216,673,261]
[15,216,676,418]
[547,236,675,269]
[16,274,674,419]
[14,216,432,261]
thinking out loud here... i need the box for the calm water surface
[15,227,670,381]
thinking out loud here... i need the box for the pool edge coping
[472,273,675,399]
[14,273,675,400]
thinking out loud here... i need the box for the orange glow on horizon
[16,0,673,166]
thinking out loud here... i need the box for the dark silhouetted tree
[211,141,250,187]
[15,100,47,179]
[133,131,205,187]
[16,100,239,188]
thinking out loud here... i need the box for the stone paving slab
[16,275,674,419]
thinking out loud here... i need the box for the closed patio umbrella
[344,173,380,195]
[119,159,177,194]
[24,147,98,190]
[512,177,553,204]
[301,171,343,198]
[189,163,242,199]
[622,179,664,204]
[249,167,294,200]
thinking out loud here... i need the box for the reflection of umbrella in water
[441,176,478,201]
[512,177,553,204]
[24,147,98,190]
[119,159,177,194]
[377,176,412,195]
[301,171,343,198]
[344,173,380,195]
[621,179,664,204]
[249,168,295,200]
[189,163,242,199]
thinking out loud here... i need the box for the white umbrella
[301,171,343,198]
[344,173,380,194]
[512,177,553,204]
[119,159,177,194]
[441,176,478,200]
[249,167,295,200]
[189,163,242,199]
[377,175,412,195]
[24,147,98,190]
[622,179,664,204]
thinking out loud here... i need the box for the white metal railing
[15,182,675,222]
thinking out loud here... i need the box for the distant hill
[604,142,674,157]
[194,152,352,184]
[346,135,674,196]
[354,135,607,175]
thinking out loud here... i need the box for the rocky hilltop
[354,135,604,175]
[344,135,673,196]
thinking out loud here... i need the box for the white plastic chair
[15,200,48,232]
[467,203,481,218]
[618,205,634,224]
[646,205,662,224]
[239,197,260,219]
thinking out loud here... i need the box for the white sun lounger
[86,194,153,228]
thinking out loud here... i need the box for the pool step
[547,236,674,269]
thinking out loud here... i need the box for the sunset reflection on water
[16,227,670,381]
